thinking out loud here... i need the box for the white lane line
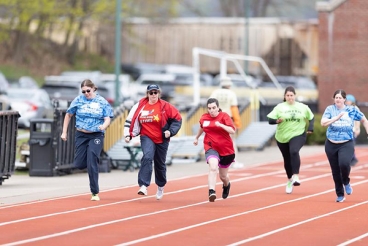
[2,173,348,246]
[0,160,332,226]
[228,199,368,245]
[118,179,368,246]
[2,161,367,227]
[0,168,289,227]
[0,152,327,209]
[337,232,368,246]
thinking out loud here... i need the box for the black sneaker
[222,182,231,199]
[209,189,216,202]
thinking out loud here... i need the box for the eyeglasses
[149,91,158,95]
[82,89,91,94]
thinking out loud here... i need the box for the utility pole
[244,0,250,73]
[114,0,122,107]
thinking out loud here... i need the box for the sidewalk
[0,145,325,206]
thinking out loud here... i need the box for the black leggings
[324,139,354,197]
[276,132,307,179]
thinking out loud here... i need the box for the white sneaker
[91,194,100,201]
[292,174,301,186]
[138,185,147,196]
[286,180,293,194]
[156,186,164,200]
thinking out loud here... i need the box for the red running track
[1,148,368,246]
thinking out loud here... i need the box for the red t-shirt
[199,112,235,156]
[139,102,162,143]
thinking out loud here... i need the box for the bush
[306,114,326,145]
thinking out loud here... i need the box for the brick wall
[318,0,368,113]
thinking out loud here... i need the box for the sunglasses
[82,89,91,94]
[149,91,158,95]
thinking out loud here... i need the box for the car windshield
[42,85,79,99]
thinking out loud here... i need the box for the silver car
[6,88,54,128]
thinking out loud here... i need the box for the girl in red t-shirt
[193,98,236,202]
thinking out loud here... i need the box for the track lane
[1,152,367,245]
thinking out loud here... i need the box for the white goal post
[192,47,282,121]
[192,47,282,106]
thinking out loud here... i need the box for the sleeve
[307,117,315,132]
[223,113,235,131]
[123,102,139,136]
[268,118,278,125]
[305,104,314,121]
[103,100,114,118]
[167,104,182,136]
[66,97,78,114]
[230,106,241,129]
[267,105,279,120]
[322,106,332,119]
[352,106,364,121]
[230,91,238,106]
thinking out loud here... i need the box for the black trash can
[0,111,20,185]
[29,119,55,177]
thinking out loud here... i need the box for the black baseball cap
[147,84,160,91]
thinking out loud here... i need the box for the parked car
[7,76,39,88]
[135,73,177,102]
[60,70,102,83]
[121,63,165,80]
[6,88,54,128]
[100,73,135,107]
[42,77,81,108]
[0,90,11,111]
[0,71,9,92]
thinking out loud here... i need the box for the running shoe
[209,189,216,202]
[336,196,345,202]
[292,174,301,186]
[222,182,231,199]
[156,186,164,200]
[138,185,147,196]
[344,184,353,195]
[286,180,293,194]
[91,194,100,201]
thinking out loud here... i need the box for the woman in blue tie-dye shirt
[321,89,368,203]
[61,79,114,201]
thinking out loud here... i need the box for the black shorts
[205,149,235,168]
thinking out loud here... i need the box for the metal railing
[0,111,20,184]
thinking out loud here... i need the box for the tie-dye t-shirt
[67,94,113,132]
[322,104,363,141]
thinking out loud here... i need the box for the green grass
[0,64,44,85]
[0,52,114,86]
[16,129,29,160]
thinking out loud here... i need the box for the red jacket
[124,98,182,141]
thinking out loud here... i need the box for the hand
[164,130,171,138]
[337,112,345,119]
[61,133,67,141]
[98,125,105,131]
[215,121,221,127]
[276,118,283,124]
[124,136,131,143]
[193,139,198,146]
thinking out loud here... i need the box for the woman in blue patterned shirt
[321,89,368,203]
[61,79,114,201]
